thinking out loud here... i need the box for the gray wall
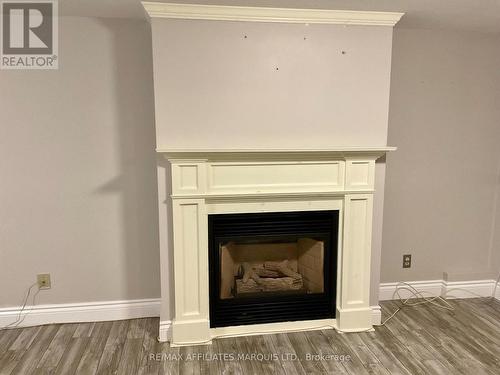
[382,28,500,283]
[2,16,500,314]
[0,17,160,307]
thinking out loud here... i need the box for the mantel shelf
[157,147,396,160]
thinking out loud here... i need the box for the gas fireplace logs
[236,260,304,294]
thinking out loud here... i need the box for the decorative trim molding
[142,2,404,27]
[157,147,397,160]
[379,279,500,301]
[0,298,160,329]
[157,308,380,342]
[159,320,172,342]
[371,305,382,326]
[4,280,495,335]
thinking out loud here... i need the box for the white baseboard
[379,279,500,301]
[371,305,382,326]
[0,298,160,328]
[159,320,172,342]
[3,279,496,332]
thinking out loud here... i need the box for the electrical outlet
[403,254,412,268]
[37,274,51,289]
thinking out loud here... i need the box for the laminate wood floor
[0,298,499,374]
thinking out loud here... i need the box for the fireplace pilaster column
[336,193,374,331]
[171,198,211,345]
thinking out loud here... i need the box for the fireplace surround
[209,210,338,328]
[159,148,394,346]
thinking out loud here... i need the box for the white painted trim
[157,147,397,154]
[444,280,497,299]
[158,307,380,343]
[0,298,160,329]
[379,279,500,301]
[159,320,172,342]
[379,280,443,301]
[165,151,388,345]
[157,147,397,162]
[371,305,382,326]
[210,319,336,342]
[142,2,404,27]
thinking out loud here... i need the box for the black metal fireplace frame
[208,210,338,328]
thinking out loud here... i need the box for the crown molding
[142,2,404,27]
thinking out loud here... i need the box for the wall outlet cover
[403,254,412,268]
[37,274,51,289]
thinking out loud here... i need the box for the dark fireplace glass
[209,210,338,328]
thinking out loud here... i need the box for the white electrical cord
[161,281,463,343]
[0,283,40,330]
[334,282,456,334]
[354,279,500,333]
[492,271,500,299]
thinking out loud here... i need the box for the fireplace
[156,148,394,345]
[209,210,338,327]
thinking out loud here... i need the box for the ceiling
[59,0,500,34]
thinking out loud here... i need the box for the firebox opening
[209,210,338,328]
[219,238,325,299]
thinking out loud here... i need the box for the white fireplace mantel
[159,147,394,346]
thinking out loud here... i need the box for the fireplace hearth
[209,210,338,327]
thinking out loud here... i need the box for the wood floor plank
[0,329,22,357]
[419,301,500,370]
[0,326,42,375]
[199,338,222,375]
[127,318,147,339]
[266,333,306,375]
[361,326,427,375]
[287,331,328,374]
[95,319,130,375]
[246,334,285,375]
[299,330,348,374]
[137,318,161,375]
[340,331,391,375]
[8,326,42,351]
[36,323,78,373]
[321,330,371,375]
[53,337,90,375]
[74,321,113,375]
[73,323,95,339]
[178,345,201,375]
[215,337,245,375]
[9,324,59,375]
[156,341,179,375]
[380,307,457,374]
[397,303,490,375]
[116,319,148,375]
[356,332,412,375]
[1,298,499,375]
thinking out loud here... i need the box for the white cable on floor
[358,279,500,332]
[0,283,40,331]
[492,271,500,299]
[335,281,456,333]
